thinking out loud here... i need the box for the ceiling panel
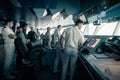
[17,0,57,8]
[33,8,45,19]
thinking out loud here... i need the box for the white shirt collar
[74,26,81,33]
[5,26,10,28]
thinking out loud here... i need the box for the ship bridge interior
[0,0,120,80]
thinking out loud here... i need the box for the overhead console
[101,3,120,23]
[84,0,120,24]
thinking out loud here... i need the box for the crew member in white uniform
[60,19,85,80]
[44,27,52,49]
[36,28,41,40]
[2,20,16,79]
[53,25,62,73]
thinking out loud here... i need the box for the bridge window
[84,23,96,35]
[113,21,120,35]
[89,23,96,35]
[83,21,118,35]
[95,22,118,35]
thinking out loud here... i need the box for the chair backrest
[15,37,28,57]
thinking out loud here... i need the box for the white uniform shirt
[45,32,52,42]
[62,27,85,49]
[2,26,15,43]
[53,29,61,44]
[36,31,40,40]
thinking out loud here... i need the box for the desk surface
[82,53,120,80]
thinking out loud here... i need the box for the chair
[15,37,46,79]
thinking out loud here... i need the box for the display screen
[87,38,101,48]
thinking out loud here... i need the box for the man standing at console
[60,19,85,80]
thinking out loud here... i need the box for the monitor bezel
[87,38,101,48]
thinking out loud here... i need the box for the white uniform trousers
[53,42,62,72]
[61,47,78,80]
[48,41,52,49]
[4,43,15,76]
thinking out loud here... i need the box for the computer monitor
[87,38,101,48]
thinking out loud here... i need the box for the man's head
[31,27,34,31]
[37,29,39,32]
[57,25,62,31]
[47,27,51,32]
[6,19,14,28]
[23,23,29,30]
[75,19,84,30]
[17,27,22,32]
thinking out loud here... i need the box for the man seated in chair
[15,27,29,70]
